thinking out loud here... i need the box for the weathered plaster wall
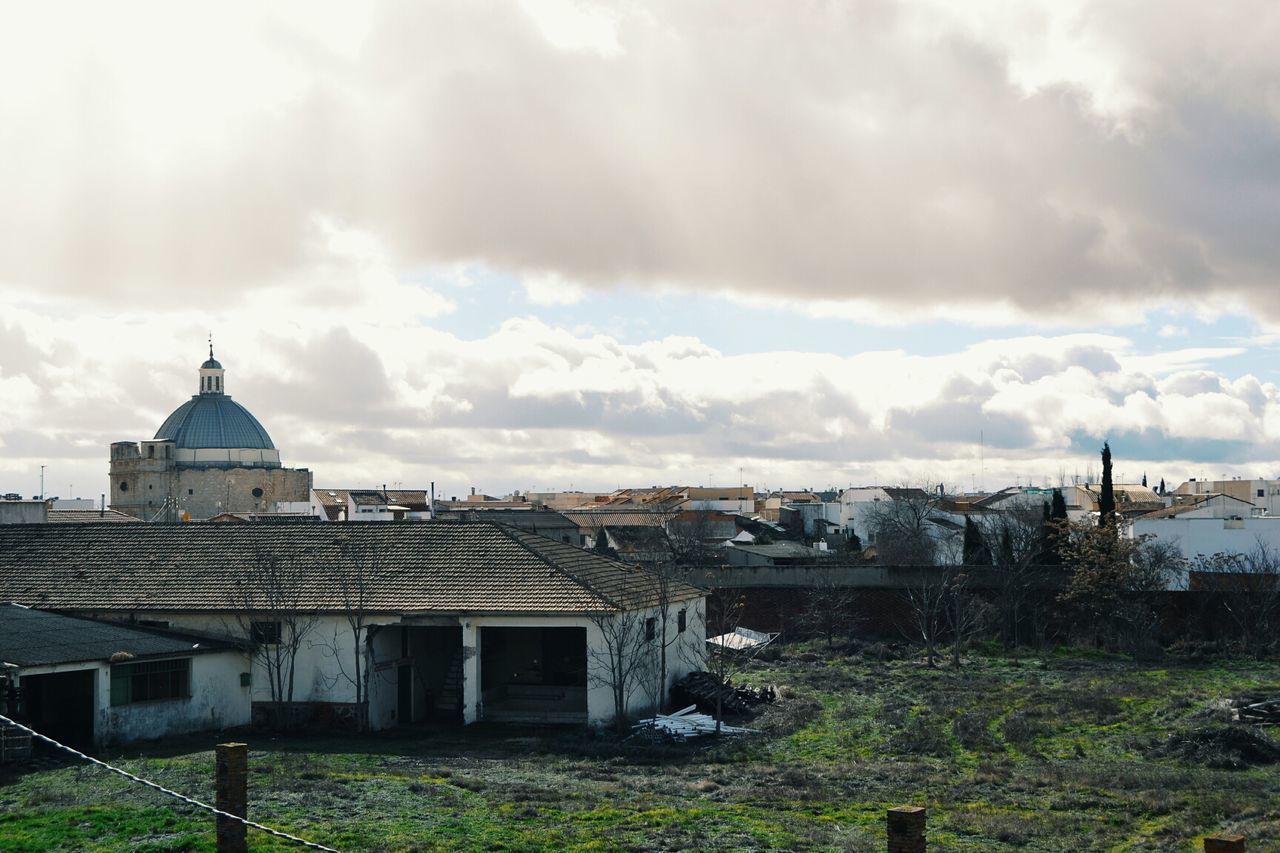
[100,652,251,744]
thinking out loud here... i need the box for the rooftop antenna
[39,464,45,501]
[979,430,984,494]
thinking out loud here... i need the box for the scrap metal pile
[631,705,758,741]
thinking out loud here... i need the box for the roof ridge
[491,522,624,611]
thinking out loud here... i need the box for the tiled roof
[0,521,702,616]
[0,603,227,667]
[47,509,140,524]
[560,508,675,529]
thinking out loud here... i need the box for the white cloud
[523,272,587,306]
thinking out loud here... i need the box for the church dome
[153,345,275,450]
[154,395,276,450]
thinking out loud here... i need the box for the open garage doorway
[21,669,96,752]
[480,627,587,724]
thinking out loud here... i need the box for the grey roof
[155,394,276,450]
[730,542,832,559]
[47,509,140,524]
[0,521,704,615]
[0,603,225,667]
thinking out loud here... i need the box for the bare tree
[943,570,992,667]
[227,548,319,725]
[695,584,768,734]
[1196,541,1280,658]
[796,571,860,648]
[979,507,1053,649]
[903,568,949,666]
[863,488,957,566]
[318,534,382,731]
[586,608,657,734]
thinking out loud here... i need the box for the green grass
[4,648,1280,850]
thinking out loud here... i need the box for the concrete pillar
[887,805,926,853]
[461,622,480,724]
[1205,837,1246,853]
[215,742,248,852]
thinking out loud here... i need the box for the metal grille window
[110,658,190,706]
[677,609,687,634]
[251,621,282,644]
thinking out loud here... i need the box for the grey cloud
[3,2,1280,321]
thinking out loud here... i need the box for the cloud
[1,2,1279,324]
[8,281,1280,498]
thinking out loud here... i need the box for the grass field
[3,645,1279,851]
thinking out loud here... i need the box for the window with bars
[110,658,190,706]
[250,621,282,644]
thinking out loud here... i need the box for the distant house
[0,603,247,750]
[312,489,433,522]
[0,522,706,730]
[726,541,835,568]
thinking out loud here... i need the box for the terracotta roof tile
[0,521,702,616]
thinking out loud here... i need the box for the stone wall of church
[174,465,313,520]
[110,439,312,521]
[109,442,179,520]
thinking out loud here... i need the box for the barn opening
[479,626,587,723]
[21,669,96,752]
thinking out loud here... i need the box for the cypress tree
[1050,489,1068,520]
[1099,441,1115,527]
[1141,472,1147,488]
[962,515,990,565]
[1158,477,1166,496]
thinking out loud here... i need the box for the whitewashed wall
[15,651,250,746]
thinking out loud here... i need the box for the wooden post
[215,742,248,852]
[1204,836,1246,853]
[887,805,926,853]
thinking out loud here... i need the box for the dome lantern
[198,338,225,395]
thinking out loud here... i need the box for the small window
[677,609,687,634]
[251,621,282,644]
[252,487,264,498]
[147,445,154,458]
[119,481,129,492]
[645,617,656,642]
[1259,489,1265,498]
[188,489,194,495]
[148,484,153,490]
[110,658,190,706]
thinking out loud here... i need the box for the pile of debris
[1232,691,1280,726]
[1150,724,1280,770]
[632,705,758,742]
[673,671,776,717]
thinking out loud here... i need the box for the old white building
[0,521,706,731]
[0,603,248,749]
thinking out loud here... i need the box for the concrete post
[887,805,926,853]
[1204,837,1246,853]
[215,742,248,852]
[461,622,480,724]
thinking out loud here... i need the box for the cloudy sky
[3,0,1280,502]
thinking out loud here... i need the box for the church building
[108,347,312,521]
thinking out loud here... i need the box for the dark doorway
[399,626,463,725]
[479,627,587,723]
[22,669,96,752]
[397,664,413,723]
